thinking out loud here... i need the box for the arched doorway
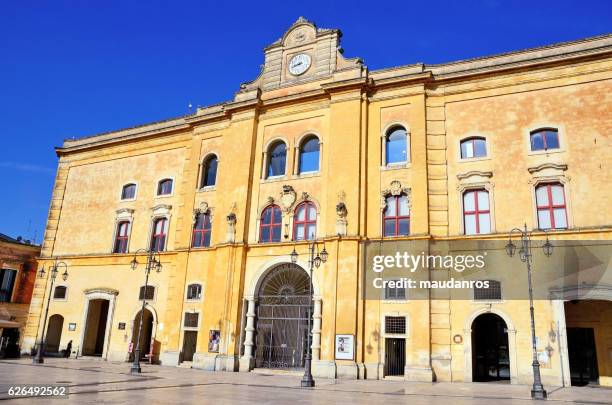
[254,263,312,370]
[472,313,510,382]
[45,315,64,353]
[130,308,154,362]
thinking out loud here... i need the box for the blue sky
[0,1,610,242]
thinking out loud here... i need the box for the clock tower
[237,17,363,95]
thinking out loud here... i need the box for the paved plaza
[0,359,610,404]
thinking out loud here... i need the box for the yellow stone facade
[24,18,612,387]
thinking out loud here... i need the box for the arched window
[260,205,282,243]
[113,221,130,253]
[266,141,287,178]
[385,126,408,165]
[530,128,559,151]
[121,183,137,200]
[383,194,410,236]
[460,137,487,159]
[293,201,317,240]
[535,183,567,229]
[157,178,173,196]
[139,286,155,301]
[150,218,168,252]
[463,189,491,235]
[201,155,218,188]
[53,286,67,300]
[298,136,320,174]
[186,283,202,300]
[192,212,211,248]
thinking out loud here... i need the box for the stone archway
[45,314,64,353]
[471,313,510,382]
[239,259,322,372]
[463,308,518,384]
[130,308,155,362]
[254,263,311,369]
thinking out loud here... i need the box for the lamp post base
[130,364,142,374]
[531,388,547,400]
[32,356,44,364]
[300,378,315,388]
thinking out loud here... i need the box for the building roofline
[57,32,612,152]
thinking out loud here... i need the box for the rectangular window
[192,213,211,248]
[384,281,407,300]
[536,183,567,230]
[463,189,491,235]
[53,286,67,299]
[187,284,202,300]
[184,312,199,328]
[151,218,168,252]
[530,129,560,151]
[139,286,155,301]
[113,221,130,253]
[0,269,16,303]
[474,280,502,301]
[385,316,406,334]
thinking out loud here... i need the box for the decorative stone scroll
[380,180,411,210]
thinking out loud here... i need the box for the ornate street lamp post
[129,248,162,373]
[290,238,328,388]
[505,224,553,400]
[33,260,69,364]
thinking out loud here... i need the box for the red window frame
[293,201,317,240]
[113,221,130,253]
[192,212,212,248]
[463,189,490,234]
[536,183,567,229]
[530,129,559,151]
[150,218,167,252]
[260,204,282,243]
[383,195,410,237]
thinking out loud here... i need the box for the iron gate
[254,264,313,370]
[385,338,406,376]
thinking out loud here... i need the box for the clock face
[288,53,311,76]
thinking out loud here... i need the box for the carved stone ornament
[199,201,209,213]
[381,181,411,210]
[336,202,347,218]
[300,191,309,201]
[226,212,237,243]
[266,196,275,205]
[280,185,297,212]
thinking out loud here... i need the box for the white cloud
[0,161,55,174]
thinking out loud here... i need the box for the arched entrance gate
[254,263,313,370]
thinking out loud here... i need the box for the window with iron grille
[139,286,155,301]
[474,280,502,301]
[384,281,407,300]
[53,286,67,299]
[385,316,406,334]
[184,312,199,328]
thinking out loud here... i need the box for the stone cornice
[527,163,568,174]
[456,170,494,180]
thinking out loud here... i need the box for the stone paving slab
[0,358,609,404]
